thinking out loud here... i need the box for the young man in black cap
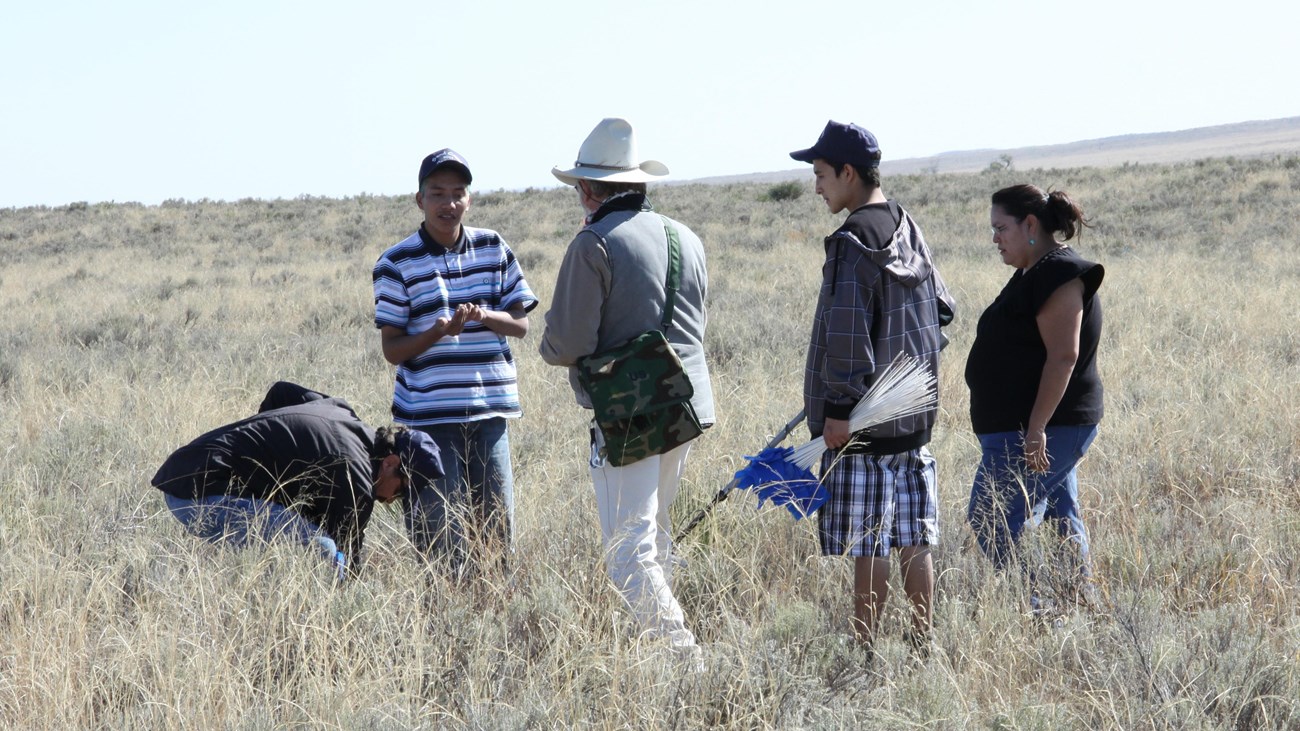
[373,150,537,577]
[152,381,443,580]
[789,121,955,652]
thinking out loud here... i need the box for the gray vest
[576,209,715,425]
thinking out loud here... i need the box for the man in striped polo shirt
[373,149,538,578]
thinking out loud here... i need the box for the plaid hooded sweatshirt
[803,201,955,452]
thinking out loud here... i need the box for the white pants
[590,424,697,648]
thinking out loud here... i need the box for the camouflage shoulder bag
[576,218,704,466]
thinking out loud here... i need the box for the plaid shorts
[817,447,939,557]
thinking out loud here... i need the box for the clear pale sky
[2,0,1297,208]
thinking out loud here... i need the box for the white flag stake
[788,353,938,471]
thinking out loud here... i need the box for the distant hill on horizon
[682,116,1300,186]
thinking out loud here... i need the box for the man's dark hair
[829,161,881,191]
[371,425,404,466]
[585,180,647,199]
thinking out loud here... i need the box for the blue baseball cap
[789,121,882,168]
[418,148,472,187]
[396,429,444,495]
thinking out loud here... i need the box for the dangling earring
[1029,238,1036,246]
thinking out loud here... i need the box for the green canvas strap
[660,215,682,331]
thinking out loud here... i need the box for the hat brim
[789,147,820,164]
[396,430,444,503]
[552,160,669,186]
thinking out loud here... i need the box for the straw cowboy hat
[552,117,669,186]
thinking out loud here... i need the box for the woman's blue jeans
[966,425,1098,576]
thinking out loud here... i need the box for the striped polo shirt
[373,224,538,426]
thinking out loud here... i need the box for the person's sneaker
[1029,594,1066,629]
[672,644,706,674]
[1029,593,1058,616]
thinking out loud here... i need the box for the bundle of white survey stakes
[676,354,937,540]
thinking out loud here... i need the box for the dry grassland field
[1,155,1298,729]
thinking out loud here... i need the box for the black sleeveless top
[965,247,1104,434]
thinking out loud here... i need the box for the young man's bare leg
[852,556,892,646]
[899,546,935,654]
[899,546,934,631]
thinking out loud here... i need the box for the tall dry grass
[1,156,1297,729]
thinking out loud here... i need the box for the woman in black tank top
[964,184,1105,615]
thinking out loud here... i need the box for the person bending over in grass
[788,121,955,654]
[964,184,1104,615]
[152,381,443,580]
[373,149,538,580]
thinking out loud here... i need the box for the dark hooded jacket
[803,201,955,452]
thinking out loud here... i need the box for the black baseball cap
[418,149,472,187]
[789,121,882,168]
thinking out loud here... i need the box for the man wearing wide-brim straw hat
[540,117,715,656]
